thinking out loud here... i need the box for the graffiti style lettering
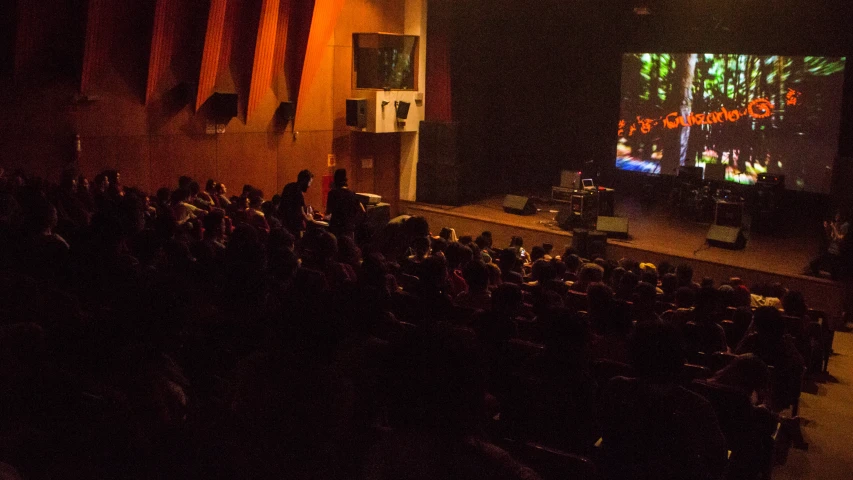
[636,117,654,134]
[727,109,740,122]
[663,112,679,129]
[747,98,773,118]
[786,88,802,106]
[620,97,776,136]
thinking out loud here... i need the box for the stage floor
[401,195,844,318]
[404,195,820,277]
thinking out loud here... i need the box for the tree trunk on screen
[744,56,755,164]
[688,56,707,164]
[661,54,698,172]
[731,56,741,166]
[650,55,660,107]
[775,56,784,126]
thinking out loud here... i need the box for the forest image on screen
[616,54,846,191]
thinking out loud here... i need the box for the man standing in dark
[809,209,849,280]
[325,169,364,240]
[278,169,314,237]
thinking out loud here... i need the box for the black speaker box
[707,225,746,250]
[596,216,629,238]
[556,208,573,230]
[416,162,465,205]
[276,101,295,121]
[396,101,411,119]
[587,230,608,257]
[209,92,238,119]
[571,229,589,256]
[678,166,704,183]
[503,195,536,215]
[346,98,367,128]
[418,121,458,166]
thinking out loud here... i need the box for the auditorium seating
[0,167,832,479]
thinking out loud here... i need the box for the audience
[0,166,822,479]
[600,321,727,480]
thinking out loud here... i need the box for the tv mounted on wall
[353,33,419,90]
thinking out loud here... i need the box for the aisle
[776,330,853,479]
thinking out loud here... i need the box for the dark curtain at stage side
[425,0,453,122]
[448,0,623,197]
[446,0,853,200]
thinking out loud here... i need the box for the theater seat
[498,439,601,480]
[688,379,780,480]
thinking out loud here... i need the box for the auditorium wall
[0,0,410,212]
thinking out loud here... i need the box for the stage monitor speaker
[346,98,367,128]
[596,216,629,238]
[503,195,536,215]
[556,207,573,230]
[707,225,746,250]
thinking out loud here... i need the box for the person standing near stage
[325,168,364,240]
[809,210,849,280]
[278,169,315,237]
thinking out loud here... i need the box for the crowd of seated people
[0,166,828,479]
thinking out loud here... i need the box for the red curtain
[425,0,453,122]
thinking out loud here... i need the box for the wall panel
[78,135,151,192]
[217,132,278,198]
[149,134,218,190]
[293,45,334,131]
[277,129,333,208]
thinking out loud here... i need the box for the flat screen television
[615,53,846,193]
[353,33,418,90]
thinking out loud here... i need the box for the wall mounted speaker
[276,101,295,121]
[346,98,367,128]
[209,92,238,120]
[396,101,411,120]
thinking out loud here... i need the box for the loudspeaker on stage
[596,216,629,238]
[706,224,746,250]
[503,195,536,215]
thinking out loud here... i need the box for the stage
[401,195,845,319]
